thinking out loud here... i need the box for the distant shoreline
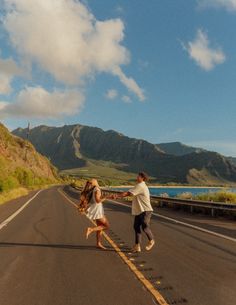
[108,185,229,189]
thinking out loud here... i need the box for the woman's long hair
[78,181,95,213]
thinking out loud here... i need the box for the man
[113,172,155,253]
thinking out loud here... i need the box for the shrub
[194,191,236,203]
[14,167,34,187]
[177,192,193,200]
[0,176,19,192]
[160,193,169,198]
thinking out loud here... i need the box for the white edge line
[0,190,42,231]
[107,200,236,243]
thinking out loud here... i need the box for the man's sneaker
[145,240,155,251]
[132,244,141,253]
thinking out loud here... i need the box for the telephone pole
[24,122,31,161]
[27,122,30,140]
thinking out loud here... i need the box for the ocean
[112,187,236,197]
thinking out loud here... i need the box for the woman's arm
[95,190,133,203]
[94,189,105,203]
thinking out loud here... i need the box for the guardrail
[70,185,236,218]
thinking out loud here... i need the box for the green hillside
[61,159,158,186]
[0,123,58,196]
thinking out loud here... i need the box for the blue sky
[0,0,236,156]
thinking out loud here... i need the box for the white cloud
[183,29,226,71]
[122,95,132,103]
[112,66,145,101]
[198,0,236,11]
[0,74,12,95]
[0,87,84,119]
[0,57,22,94]
[0,101,8,110]
[105,89,118,100]
[3,0,145,100]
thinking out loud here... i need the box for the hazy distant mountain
[157,142,236,168]
[13,124,236,185]
[228,157,236,166]
[157,142,206,156]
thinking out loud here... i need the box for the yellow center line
[58,188,169,305]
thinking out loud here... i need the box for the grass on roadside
[0,187,29,205]
[194,191,236,204]
[0,182,63,206]
[176,190,236,203]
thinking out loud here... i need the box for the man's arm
[113,191,132,199]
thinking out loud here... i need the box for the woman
[84,179,110,250]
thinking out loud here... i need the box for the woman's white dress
[86,187,104,220]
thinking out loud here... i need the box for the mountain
[13,124,236,185]
[228,157,236,166]
[0,123,58,191]
[157,142,236,169]
[157,142,205,156]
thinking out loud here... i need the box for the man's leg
[133,215,142,251]
[141,212,154,241]
[141,212,155,251]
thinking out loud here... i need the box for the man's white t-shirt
[129,182,153,215]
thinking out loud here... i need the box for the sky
[0,0,236,156]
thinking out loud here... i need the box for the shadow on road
[0,242,117,252]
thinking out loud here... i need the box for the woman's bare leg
[95,220,103,248]
[86,225,104,239]
[96,230,106,249]
[86,217,109,249]
[96,217,109,249]
[96,230,102,243]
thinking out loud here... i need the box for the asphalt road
[0,186,236,305]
